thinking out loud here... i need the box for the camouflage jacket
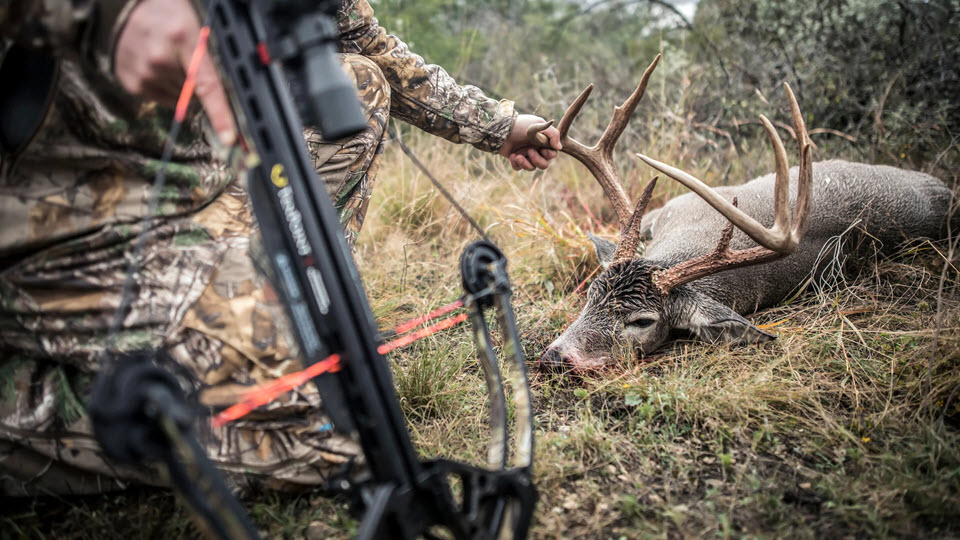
[0,0,516,255]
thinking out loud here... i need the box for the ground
[2,124,959,539]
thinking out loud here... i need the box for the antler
[528,54,662,263]
[637,83,813,295]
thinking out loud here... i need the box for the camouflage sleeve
[0,0,139,78]
[335,0,517,154]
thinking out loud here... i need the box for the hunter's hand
[114,0,236,145]
[499,114,562,171]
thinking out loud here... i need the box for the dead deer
[530,55,954,370]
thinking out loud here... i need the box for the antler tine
[557,84,594,140]
[526,119,554,147]
[525,82,633,228]
[525,85,594,148]
[597,54,661,155]
[612,176,659,262]
[526,56,664,232]
[785,83,813,245]
[641,84,815,296]
[525,81,596,146]
[760,113,791,237]
[635,152,794,251]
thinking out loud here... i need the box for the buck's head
[528,55,812,370]
[540,234,778,370]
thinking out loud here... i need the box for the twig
[808,128,857,143]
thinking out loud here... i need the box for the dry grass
[4,99,959,538]
[354,123,960,538]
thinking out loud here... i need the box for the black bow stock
[89,1,536,539]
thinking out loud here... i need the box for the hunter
[0,0,562,494]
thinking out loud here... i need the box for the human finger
[513,153,535,171]
[540,148,558,161]
[526,147,550,170]
[545,126,562,151]
[509,153,525,170]
[194,55,236,145]
[179,36,237,145]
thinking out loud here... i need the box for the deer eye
[626,317,656,329]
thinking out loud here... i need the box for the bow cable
[388,125,490,242]
[212,298,471,427]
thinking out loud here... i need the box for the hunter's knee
[340,54,390,137]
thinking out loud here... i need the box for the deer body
[547,160,952,369]
[641,159,950,313]
[530,55,953,369]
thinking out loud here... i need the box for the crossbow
[87,1,536,538]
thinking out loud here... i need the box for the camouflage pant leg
[0,54,390,496]
[0,183,361,495]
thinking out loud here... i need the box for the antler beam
[641,83,813,295]
[527,54,662,262]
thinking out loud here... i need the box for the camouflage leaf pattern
[336,0,517,153]
[0,0,511,494]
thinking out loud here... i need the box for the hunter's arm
[335,0,517,153]
[0,0,137,77]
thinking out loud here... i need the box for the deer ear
[587,232,617,269]
[676,292,776,346]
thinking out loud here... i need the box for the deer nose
[540,346,574,371]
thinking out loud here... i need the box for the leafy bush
[371,0,960,171]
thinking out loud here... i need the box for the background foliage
[374,0,960,170]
